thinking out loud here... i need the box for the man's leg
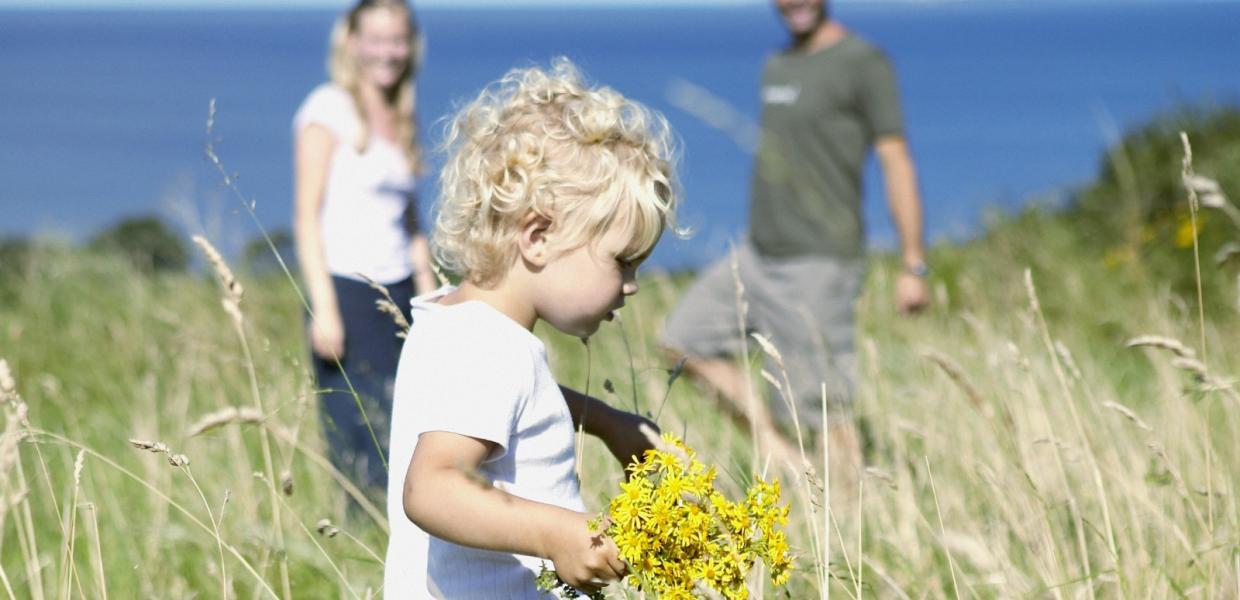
[661,247,798,465]
[747,252,866,500]
[677,355,799,465]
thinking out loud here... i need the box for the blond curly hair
[432,58,680,285]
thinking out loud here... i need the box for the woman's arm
[293,123,345,359]
[403,197,439,295]
[409,232,438,294]
[403,431,626,593]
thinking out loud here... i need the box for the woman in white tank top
[292,0,435,499]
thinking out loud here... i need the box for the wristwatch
[904,261,929,278]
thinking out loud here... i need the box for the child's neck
[441,280,538,332]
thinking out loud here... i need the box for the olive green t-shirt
[749,34,903,258]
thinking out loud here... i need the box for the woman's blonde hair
[328,0,422,168]
[433,58,680,285]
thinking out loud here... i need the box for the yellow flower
[627,455,656,478]
[602,434,793,597]
[1175,215,1196,248]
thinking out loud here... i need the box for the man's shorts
[662,243,865,430]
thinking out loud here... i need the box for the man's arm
[875,135,930,314]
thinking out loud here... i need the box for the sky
[0,0,1132,9]
[2,0,763,8]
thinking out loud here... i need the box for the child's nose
[622,279,639,296]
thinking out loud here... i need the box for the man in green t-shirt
[663,0,929,482]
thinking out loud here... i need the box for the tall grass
[2,157,1239,597]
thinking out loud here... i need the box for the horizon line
[1,0,1218,10]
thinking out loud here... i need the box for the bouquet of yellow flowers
[541,433,792,599]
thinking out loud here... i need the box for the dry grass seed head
[186,406,264,437]
[0,360,28,430]
[1022,268,1040,314]
[1170,356,1209,377]
[1214,242,1240,267]
[192,235,245,325]
[374,300,410,339]
[358,273,411,336]
[921,348,986,413]
[0,359,14,399]
[128,438,190,468]
[864,466,898,490]
[129,439,168,453]
[316,518,340,538]
[1003,340,1031,371]
[1101,401,1153,433]
[760,369,782,393]
[1182,173,1227,209]
[73,450,85,486]
[1125,335,1196,359]
[750,332,784,365]
[1053,340,1082,382]
[192,235,243,304]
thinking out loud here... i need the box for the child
[384,59,680,598]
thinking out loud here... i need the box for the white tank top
[293,83,415,284]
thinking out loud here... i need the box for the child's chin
[570,322,603,339]
[551,316,606,339]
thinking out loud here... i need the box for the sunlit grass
[3,184,1237,597]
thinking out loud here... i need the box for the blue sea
[2,2,1239,269]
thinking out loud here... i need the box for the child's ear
[517,213,553,267]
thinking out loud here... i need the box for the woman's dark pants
[312,275,412,498]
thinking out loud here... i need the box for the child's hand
[544,513,627,595]
[558,386,684,474]
[601,410,672,474]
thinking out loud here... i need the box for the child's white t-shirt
[384,287,585,599]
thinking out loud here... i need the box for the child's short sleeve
[292,84,357,142]
[395,308,535,461]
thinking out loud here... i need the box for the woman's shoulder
[304,82,352,107]
[293,82,357,135]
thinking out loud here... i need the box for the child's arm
[404,431,627,593]
[560,386,663,468]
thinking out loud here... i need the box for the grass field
[3,131,1240,597]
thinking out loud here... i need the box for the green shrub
[89,215,189,274]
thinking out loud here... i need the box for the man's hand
[894,272,929,315]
